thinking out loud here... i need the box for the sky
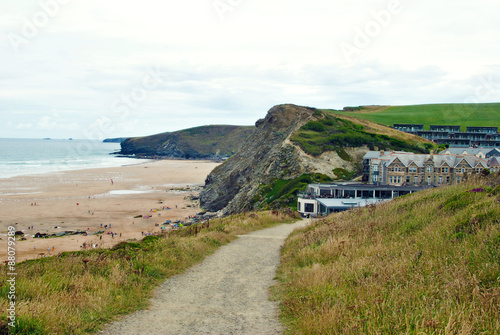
[1,0,499,139]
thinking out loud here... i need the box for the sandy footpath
[99,219,308,335]
[0,160,220,262]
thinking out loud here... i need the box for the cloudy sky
[1,0,499,139]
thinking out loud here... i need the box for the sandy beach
[0,159,220,262]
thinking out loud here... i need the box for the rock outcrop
[199,104,367,214]
[119,125,255,160]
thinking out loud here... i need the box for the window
[372,175,378,182]
[427,176,431,185]
[439,176,443,184]
[443,167,449,173]
[457,176,461,183]
[414,176,418,184]
[372,165,379,172]
[390,176,394,183]
[409,166,417,173]
[305,203,314,213]
[426,165,433,173]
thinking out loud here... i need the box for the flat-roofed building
[297,182,429,217]
[393,124,424,133]
[466,126,498,134]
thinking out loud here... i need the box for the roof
[489,157,500,166]
[316,198,387,209]
[306,183,429,193]
[377,151,490,169]
[363,151,381,159]
[441,148,490,156]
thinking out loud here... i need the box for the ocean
[0,138,142,179]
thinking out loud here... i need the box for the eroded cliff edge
[199,104,367,214]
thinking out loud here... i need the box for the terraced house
[363,151,498,186]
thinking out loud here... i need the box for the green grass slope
[176,125,255,156]
[330,103,500,130]
[273,172,500,334]
[290,110,433,157]
[120,125,255,158]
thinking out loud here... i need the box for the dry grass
[0,210,299,334]
[273,173,500,334]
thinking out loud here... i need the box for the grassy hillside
[0,211,297,334]
[121,125,255,158]
[273,172,500,334]
[253,174,334,211]
[176,125,255,156]
[290,111,433,157]
[330,103,500,130]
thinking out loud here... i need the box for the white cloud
[0,0,499,138]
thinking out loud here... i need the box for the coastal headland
[0,160,220,262]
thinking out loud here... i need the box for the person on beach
[111,179,113,185]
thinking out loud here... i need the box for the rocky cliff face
[199,104,367,214]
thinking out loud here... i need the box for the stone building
[363,150,494,186]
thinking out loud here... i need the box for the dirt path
[99,219,308,335]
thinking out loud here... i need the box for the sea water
[0,138,141,179]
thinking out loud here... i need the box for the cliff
[199,104,432,214]
[119,125,255,160]
[103,137,129,143]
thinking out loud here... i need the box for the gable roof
[489,156,500,166]
[376,151,488,169]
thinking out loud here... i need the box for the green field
[329,103,500,130]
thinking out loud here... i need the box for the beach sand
[0,160,220,262]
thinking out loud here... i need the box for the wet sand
[0,160,220,262]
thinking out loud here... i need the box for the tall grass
[0,210,298,334]
[273,173,500,334]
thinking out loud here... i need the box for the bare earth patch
[99,220,308,335]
